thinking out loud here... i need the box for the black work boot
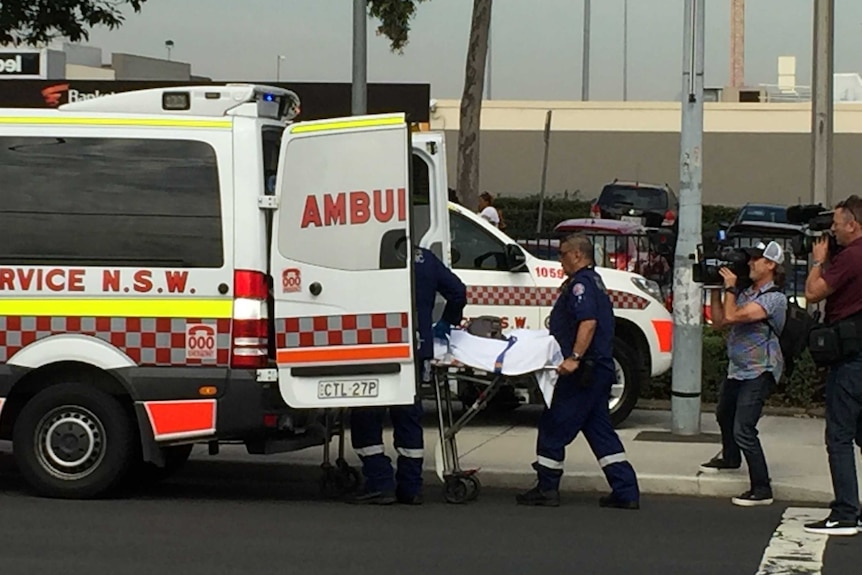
[599,494,640,510]
[515,486,560,507]
[347,490,396,505]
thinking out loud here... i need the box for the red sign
[300,189,407,228]
[282,268,301,293]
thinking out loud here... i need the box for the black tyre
[13,383,136,499]
[443,476,470,504]
[609,337,642,428]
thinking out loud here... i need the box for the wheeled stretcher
[429,324,563,503]
[313,321,563,502]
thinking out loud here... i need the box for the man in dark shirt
[803,195,862,535]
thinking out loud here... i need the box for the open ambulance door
[270,113,417,408]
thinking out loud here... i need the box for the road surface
[0,455,857,574]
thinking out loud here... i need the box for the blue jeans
[824,354,862,522]
[716,373,772,494]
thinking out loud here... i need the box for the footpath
[204,404,861,504]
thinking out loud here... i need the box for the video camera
[786,204,840,258]
[692,235,754,290]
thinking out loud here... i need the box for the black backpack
[759,287,817,379]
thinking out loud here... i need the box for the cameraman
[803,195,862,536]
[700,241,787,508]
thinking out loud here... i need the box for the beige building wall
[66,64,115,80]
[430,99,862,206]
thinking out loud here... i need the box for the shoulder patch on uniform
[413,248,425,264]
[572,282,585,296]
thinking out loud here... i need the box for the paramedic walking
[517,234,639,508]
[803,195,862,536]
[699,241,787,507]
[350,246,466,505]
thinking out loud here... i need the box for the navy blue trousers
[534,366,640,502]
[349,361,427,497]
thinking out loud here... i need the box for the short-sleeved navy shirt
[548,266,615,376]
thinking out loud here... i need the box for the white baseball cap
[744,241,785,265]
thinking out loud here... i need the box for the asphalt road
[0,456,858,575]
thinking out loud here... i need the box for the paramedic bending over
[349,246,467,505]
[516,233,640,509]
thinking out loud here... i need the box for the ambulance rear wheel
[13,383,136,499]
[610,337,640,428]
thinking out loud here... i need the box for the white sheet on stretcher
[433,329,564,408]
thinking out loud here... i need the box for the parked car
[589,180,679,229]
[721,203,804,248]
[553,218,674,299]
[718,203,809,297]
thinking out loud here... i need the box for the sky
[82,0,862,101]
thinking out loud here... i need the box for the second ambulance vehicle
[0,84,671,499]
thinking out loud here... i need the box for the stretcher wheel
[465,474,481,501]
[319,462,360,499]
[444,476,475,504]
[335,458,361,493]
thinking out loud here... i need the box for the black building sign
[0,80,431,122]
[0,52,41,76]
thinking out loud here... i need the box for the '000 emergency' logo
[186,324,216,360]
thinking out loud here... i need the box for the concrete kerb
[414,467,833,504]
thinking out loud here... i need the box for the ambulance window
[262,127,282,195]
[0,136,223,267]
[411,154,431,241]
[449,212,507,271]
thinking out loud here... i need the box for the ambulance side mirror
[506,244,528,272]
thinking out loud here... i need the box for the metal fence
[516,231,810,305]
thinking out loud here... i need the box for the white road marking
[755,507,831,575]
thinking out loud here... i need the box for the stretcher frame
[430,359,557,504]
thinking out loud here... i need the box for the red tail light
[662,210,676,226]
[234,270,268,299]
[590,203,602,218]
[231,270,269,369]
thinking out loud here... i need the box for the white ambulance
[0,84,671,499]
[409,132,672,424]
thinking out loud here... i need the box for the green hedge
[642,330,826,409]
[493,194,739,239]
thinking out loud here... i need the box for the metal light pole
[165,40,174,61]
[485,17,493,100]
[671,0,705,436]
[811,0,834,207]
[352,0,368,115]
[582,0,591,101]
[276,55,286,82]
[623,0,629,101]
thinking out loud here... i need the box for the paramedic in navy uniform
[517,234,640,508]
[350,246,466,505]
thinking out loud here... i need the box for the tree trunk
[455,0,492,211]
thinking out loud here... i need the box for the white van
[0,84,671,499]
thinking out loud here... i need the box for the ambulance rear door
[269,113,417,408]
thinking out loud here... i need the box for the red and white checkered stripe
[466,285,648,311]
[276,313,409,349]
[0,316,232,367]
